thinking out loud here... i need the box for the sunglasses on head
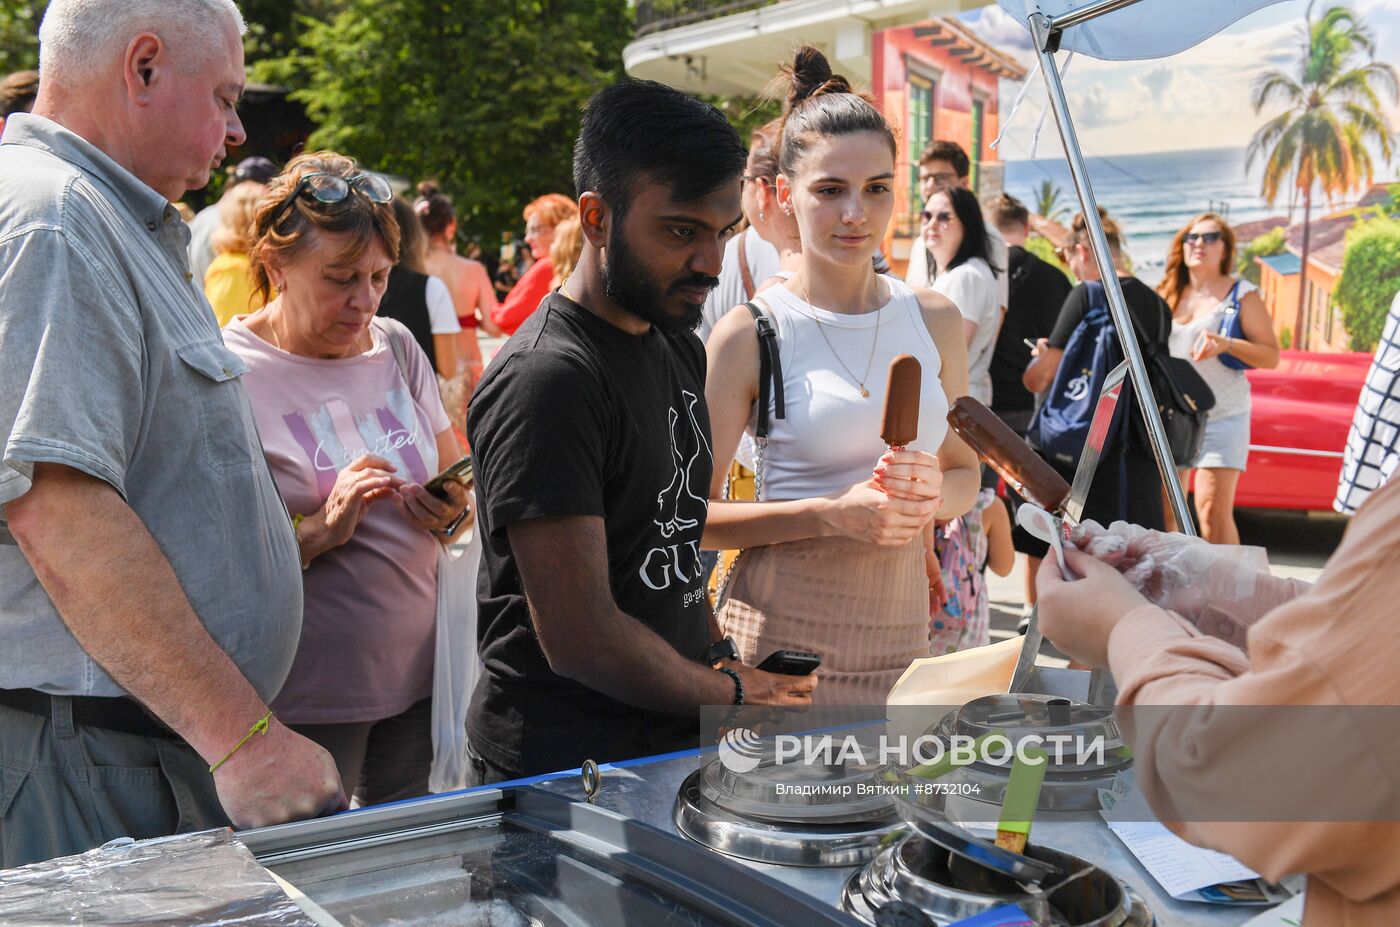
[921,209,954,228]
[1184,231,1223,245]
[270,171,394,228]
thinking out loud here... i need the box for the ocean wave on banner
[1005,145,1281,285]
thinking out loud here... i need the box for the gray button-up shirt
[0,114,302,701]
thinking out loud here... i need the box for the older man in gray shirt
[0,0,345,867]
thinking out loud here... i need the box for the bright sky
[960,0,1400,159]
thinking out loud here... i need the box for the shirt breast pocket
[175,340,261,475]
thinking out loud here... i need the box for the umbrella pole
[1026,11,1196,536]
[1046,0,1149,33]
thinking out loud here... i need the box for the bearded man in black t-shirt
[466,80,818,783]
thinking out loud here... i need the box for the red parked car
[1230,350,1370,511]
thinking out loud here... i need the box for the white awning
[998,0,1289,60]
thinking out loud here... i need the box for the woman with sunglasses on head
[1021,209,1172,538]
[1159,214,1279,544]
[221,152,473,806]
[923,184,1003,407]
[705,48,980,704]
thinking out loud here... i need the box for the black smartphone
[757,649,821,676]
[424,455,473,499]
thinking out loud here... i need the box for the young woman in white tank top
[703,48,981,706]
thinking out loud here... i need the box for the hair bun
[784,46,852,109]
[416,179,442,199]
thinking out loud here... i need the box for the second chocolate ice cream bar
[947,397,1071,513]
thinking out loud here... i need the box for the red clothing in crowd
[493,257,554,336]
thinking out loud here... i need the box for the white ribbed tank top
[752,275,949,501]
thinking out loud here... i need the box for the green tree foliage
[702,94,782,146]
[243,0,347,78]
[1237,227,1286,285]
[1034,179,1066,224]
[0,1,47,73]
[1025,234,1074,283]
[264,0,630,243]
[1247,1,1398,346]
[1335,217,1400,351]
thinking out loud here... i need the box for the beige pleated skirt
[717,536,930,706]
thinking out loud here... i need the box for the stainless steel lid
[841,832,1153,927]
[673,749,906,868]
[884,776,1065,884]
[697,739,895,824]
[937,695,1130,774]
[888,694,1134,815]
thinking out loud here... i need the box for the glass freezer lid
[240,786,861,927]
[266,818,732,927]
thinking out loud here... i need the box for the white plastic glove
[1068,520,1272,648]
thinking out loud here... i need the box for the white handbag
[374,317,483,793]
[429,515,482,793]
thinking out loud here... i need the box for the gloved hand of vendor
[1067,521,1273,648]
[1035,546,1149,668]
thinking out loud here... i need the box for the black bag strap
[744,300,785,441]
[1090,278,1165,362]
[1095,280,1215,414]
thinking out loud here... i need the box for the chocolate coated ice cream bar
[881,354,922,448]
[947,397,1071,513]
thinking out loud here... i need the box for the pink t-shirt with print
[223,318,451,724]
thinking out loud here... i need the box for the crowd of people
[0,1,1396,923]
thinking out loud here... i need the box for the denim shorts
[1192,411,1250,471]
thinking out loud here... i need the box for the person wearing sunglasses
[1159,213,1279,544]
[1021,209,1173,546]
[922,184,1003,408]
[222,151,473,807]
[491,193,579,337]
[904,141,1010,322]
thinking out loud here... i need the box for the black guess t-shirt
[466,294,714,776]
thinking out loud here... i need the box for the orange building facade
[870,19,1026,275]
[1254,186,1394,352]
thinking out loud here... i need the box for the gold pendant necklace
[797,276,881,398]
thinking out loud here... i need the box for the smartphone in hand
[424,455,473,500]
[1191,330,1211,362]
[757,650,821,676]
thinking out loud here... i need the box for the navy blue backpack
[1029,282,1124,467]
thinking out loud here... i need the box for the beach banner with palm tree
[1247,3,1398,343]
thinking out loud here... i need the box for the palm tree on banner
[1035,178,1068,225]
[1247,1,1396,349]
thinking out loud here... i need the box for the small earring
[758,210,766,222]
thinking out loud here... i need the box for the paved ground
[987,507,1347,659]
